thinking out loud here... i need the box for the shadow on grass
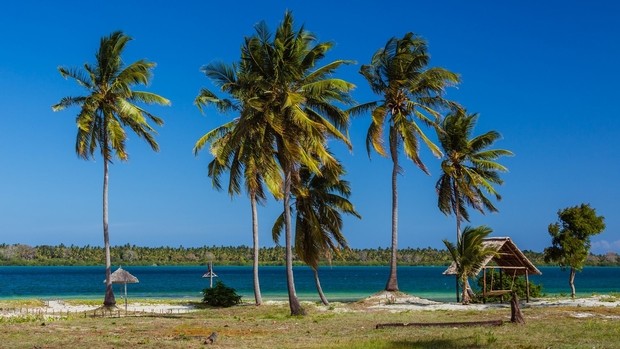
[383,339,486,349]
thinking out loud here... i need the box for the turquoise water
[0,266,619,302]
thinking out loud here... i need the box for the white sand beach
[359,291,620,312]
[2,292,619,319]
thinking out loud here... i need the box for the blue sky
[0,1,618,253]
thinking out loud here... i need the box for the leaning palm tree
[273,160,361,306]
[435,107,513,301]
[241,12,355,315]
[52,31,170,307]
[354,33,459,291]
[194,63,282,305]
[443,225,498,304]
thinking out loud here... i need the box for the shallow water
[0,265,618,302]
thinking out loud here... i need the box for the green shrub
[202,281,242,307]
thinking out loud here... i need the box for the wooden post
[510,291,525,324]
[482,268,487,304]
[456,276,460,303]
[525,269,530,303]
[499,268,504,303]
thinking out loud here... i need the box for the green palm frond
[51,96,87,111]
[360,32,457,177]
[130,91,171,107]
[436,106,512,225]
[279,159,360,269]
[57,67,94,89]
[54,31,167,165]
[444,225,498,279]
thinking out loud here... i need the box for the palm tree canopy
[52,31,170,162]
[272,161,361,269]
[443,225,498,279]
[194,79,282,202]
[240,11,356,176]
[436,107,513,221]
[354,32,460,173]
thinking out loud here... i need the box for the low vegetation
[202,281,242,307]
[1,301,619,348]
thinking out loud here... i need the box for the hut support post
[525,270,530,303]
[482,268,487,304]
[124,283,128,312]
[209,261,214,288]
[499,268,504,303]
[456,276,460,303]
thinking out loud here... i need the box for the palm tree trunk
[284,169,304,315]
[569,267,576,299]
[250,193,262,305]
[454,187,462,302]
[385,127,399,292]
[461,275,471,305]
[313,267,329,306]
[102,159,116,307]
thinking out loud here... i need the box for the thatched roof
[109,267,139,284]
[443,237,542,276]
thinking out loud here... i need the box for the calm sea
[0,266,619,302]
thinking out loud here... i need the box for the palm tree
[52,31,170,307]
[273,160,361,306]
[241,12,355,315]
[443,225,497,304]
[435,107,513,301]
[354,33,459,291]
[194,62,282,305]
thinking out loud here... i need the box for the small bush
[202,281,242,307]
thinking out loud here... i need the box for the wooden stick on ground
[376,319,503,329]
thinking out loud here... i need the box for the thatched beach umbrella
[106,266,139,311]
[202,262,218,288]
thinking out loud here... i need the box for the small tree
[443,225,498,304]
[544,203,605,298]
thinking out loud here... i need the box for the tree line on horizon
[1,243,618,267]
[48,11,605,313]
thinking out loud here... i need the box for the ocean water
[0,265,618,302]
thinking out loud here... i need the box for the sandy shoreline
[1,291,618,318]
[360,291,620,312]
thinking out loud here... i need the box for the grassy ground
[1,301,619,348]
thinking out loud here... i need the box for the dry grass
[2,300,620,348]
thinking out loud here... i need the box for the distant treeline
[0,243,618,267]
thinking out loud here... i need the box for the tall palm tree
[241,12,355,315]
[354,33,459,291]
[443,225,498,304]
[273,160,361,306]
[435,107,513,301]
[52,31,170,307]
[194,62,282,305]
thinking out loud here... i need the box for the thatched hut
[443,237,542,302]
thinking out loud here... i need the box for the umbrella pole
[124,283,128,312]
[210,261,213,288]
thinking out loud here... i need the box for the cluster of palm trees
[53,12,512,312]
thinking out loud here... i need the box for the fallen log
[376,319,503,329]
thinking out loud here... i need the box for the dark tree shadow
[385,339,487,349]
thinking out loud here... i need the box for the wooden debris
[204,332,218,345]
[376,319,503,329]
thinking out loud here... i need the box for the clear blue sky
[1,1,618,253]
